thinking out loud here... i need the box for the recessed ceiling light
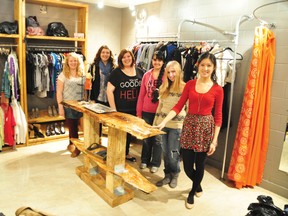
[98,0,104,8]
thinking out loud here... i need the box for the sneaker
[140,163,147,169]
[150,166,158,173]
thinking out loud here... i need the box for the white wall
[86,4,122,64]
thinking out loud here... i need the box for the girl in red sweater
[155,52,223,209]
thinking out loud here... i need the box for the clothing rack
[0,44,18,47]
[252,0,287,28]
[177,19,236,48]
[136,35,178,43]
[26,45,82,52]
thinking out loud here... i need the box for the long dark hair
[151,51,165,103]
[93,45,115,66]
[197,52,217,83]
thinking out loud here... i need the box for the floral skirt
[180,114,214,152]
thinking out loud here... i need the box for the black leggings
[181,148,207,195]
[66,118,79,144]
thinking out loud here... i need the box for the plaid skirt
[180,114,214,152]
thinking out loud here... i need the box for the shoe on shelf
[46,125,51,136]
[60,122,65,134]
[35,107,40,118]
[49,123,56,136]
[48,106,53,117]
[52,105,58,116]
[150,166,158,173]
[28,124,36,139]
[30,108,36,119]
[140,163,147,169]
[54,123,61,135]
[33,124,44,138]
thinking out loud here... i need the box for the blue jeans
[156,127,181,174]
[141,111,162,167]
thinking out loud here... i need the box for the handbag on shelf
[25,16,44,36]
[46,22,69,37]
[0,21,18,34]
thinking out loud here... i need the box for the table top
[62,100,165,140]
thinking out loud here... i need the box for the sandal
[126,156,136,162]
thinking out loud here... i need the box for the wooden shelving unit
[22,0,88,145]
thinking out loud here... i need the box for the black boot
[156,173,171,187]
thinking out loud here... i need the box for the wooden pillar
[106,127,126,193]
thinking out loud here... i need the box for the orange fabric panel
[227,26,275,189]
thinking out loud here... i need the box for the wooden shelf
[28,130,84,146]
[27,109,65,124]
[26,0,88,9]
[25,35,85,42]
[0,34,20,38]
[28,115,65,124]
[28,132,69,145]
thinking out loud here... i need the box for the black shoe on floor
[126,156,136,162]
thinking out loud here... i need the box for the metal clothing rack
[0,44,18,47]
[136,35,178,43]
[176,19,234,46]
[252,0,287,28]
[26,44,82,52]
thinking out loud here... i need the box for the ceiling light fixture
[98,0,104,9]
[129,4,135,11]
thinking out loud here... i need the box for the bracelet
[211,143,217,147]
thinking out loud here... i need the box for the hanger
[214,47,243,60]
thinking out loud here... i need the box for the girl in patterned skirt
[154,52,223,209]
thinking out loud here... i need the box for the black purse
[0,21,18,34]
[46,22,69,37]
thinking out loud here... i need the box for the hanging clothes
[0,106,4,151]
[227,26,276,188]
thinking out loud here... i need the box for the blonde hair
[159,60,185,99]
[62,52,84,78]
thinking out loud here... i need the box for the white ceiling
[71,0,159,8]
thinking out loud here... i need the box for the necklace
[197,93,204,112]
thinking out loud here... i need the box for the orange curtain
[227,26,276,189]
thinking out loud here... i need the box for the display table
[62,100,164,207]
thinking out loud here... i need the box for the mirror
[279,122,288,173]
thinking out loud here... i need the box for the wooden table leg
[106,127,126,193]
[82,113,100,172]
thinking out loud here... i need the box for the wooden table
[62,100,164,207]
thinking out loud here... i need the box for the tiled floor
[1,140,287,216]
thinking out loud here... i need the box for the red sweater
[172,79,224,126]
